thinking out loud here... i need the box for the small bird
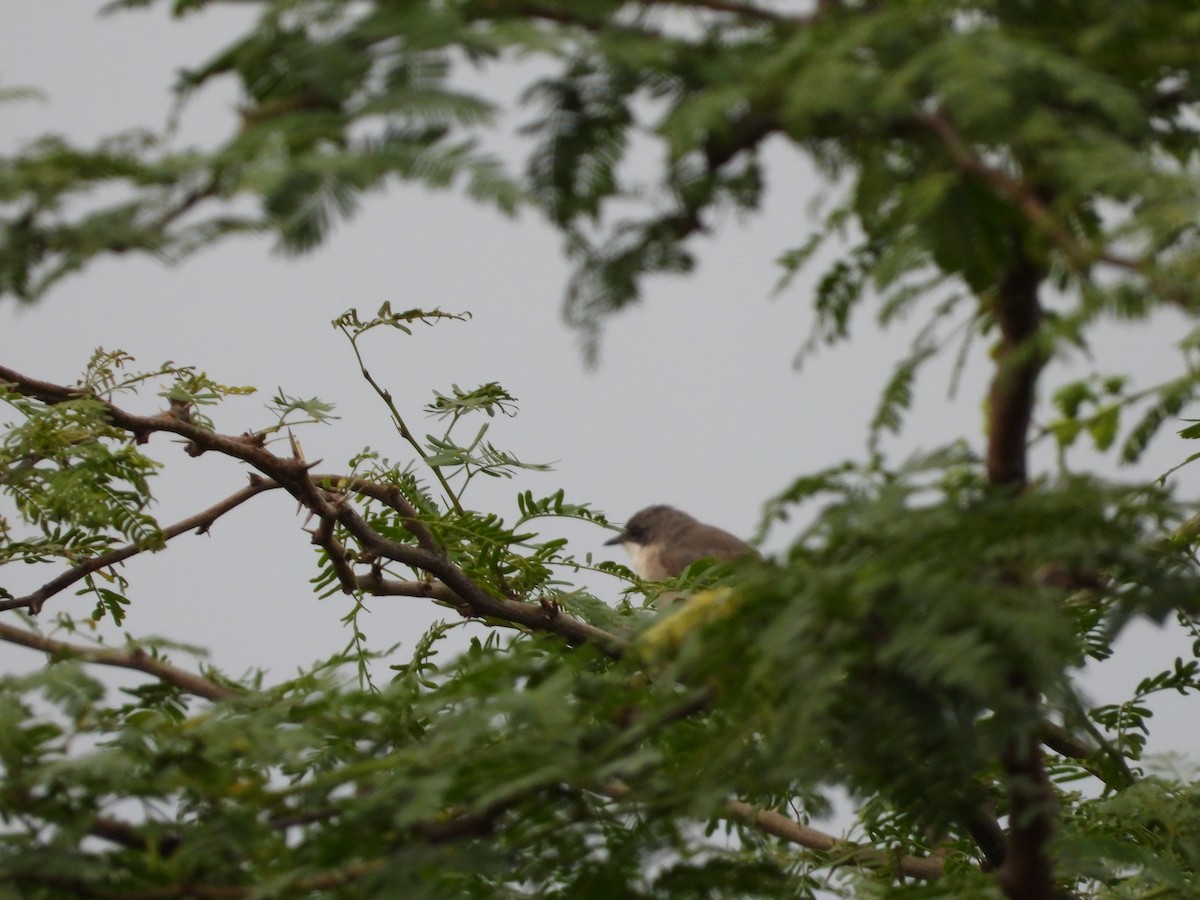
[604,505,756,580]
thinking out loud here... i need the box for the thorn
[167,397,194,424]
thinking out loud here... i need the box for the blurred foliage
[1,340,1199,897]
[4,1,1200,898]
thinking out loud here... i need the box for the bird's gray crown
[605,505,697,547]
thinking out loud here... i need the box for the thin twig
[336,326,464,514]
[0,478,280,615]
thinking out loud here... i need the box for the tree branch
[723,798,945,879]
[602,780,943,879]
[985,250,1046,488]
[320,474,442,552]
[638,0,814,25]
[333,504,629,655]
[0,477,281,615]
[0,364,629,656]
[914,112,1074,894]
[998,735,1060,900]
[916,108,1199,312]
[917,110,1092,272]
[0,620,238,702]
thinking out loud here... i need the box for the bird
[604,505,756,580]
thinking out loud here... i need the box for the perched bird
[604,505,756,580]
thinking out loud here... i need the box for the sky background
[1,2,1196,767]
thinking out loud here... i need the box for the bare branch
[0,621,239,702]
[723,798,945,880]
[638,0,813,25]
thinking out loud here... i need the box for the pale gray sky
[1,2,1195,759]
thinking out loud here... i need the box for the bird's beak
[603,532,627,546]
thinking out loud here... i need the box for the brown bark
[984,254,1065,899]
[998,735,1060,900]
[986,251,1046,489]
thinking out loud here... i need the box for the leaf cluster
[3,331,1200,898]
[660,452,1200,832]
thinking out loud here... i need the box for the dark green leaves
[523,58,633,230]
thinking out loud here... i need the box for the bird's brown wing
[654,524,755,578]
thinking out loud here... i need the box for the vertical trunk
[986,250,1060,900]
[998,735,1060,900]
[986,252,1045,489]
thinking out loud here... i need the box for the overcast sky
[2,2,1196,762]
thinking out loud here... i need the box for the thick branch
[917,113,1070,892]
[998,735,1060,900]
[985,251,1046,489]
[0,621,238,702]
[334,504,629,655]
[723,799,945,879]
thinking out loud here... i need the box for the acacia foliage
[0,325,1198,899]
[4,2,1200,899]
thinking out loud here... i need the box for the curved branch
[916,108,1197,312]
[0,364,629,656]
[334,504,629,655]
[318,474,441,552]
[723,799,945,880]
[917,110,1093,273]
[0,621,238,702]
[311,516,461,605]
[603,780,943,879]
